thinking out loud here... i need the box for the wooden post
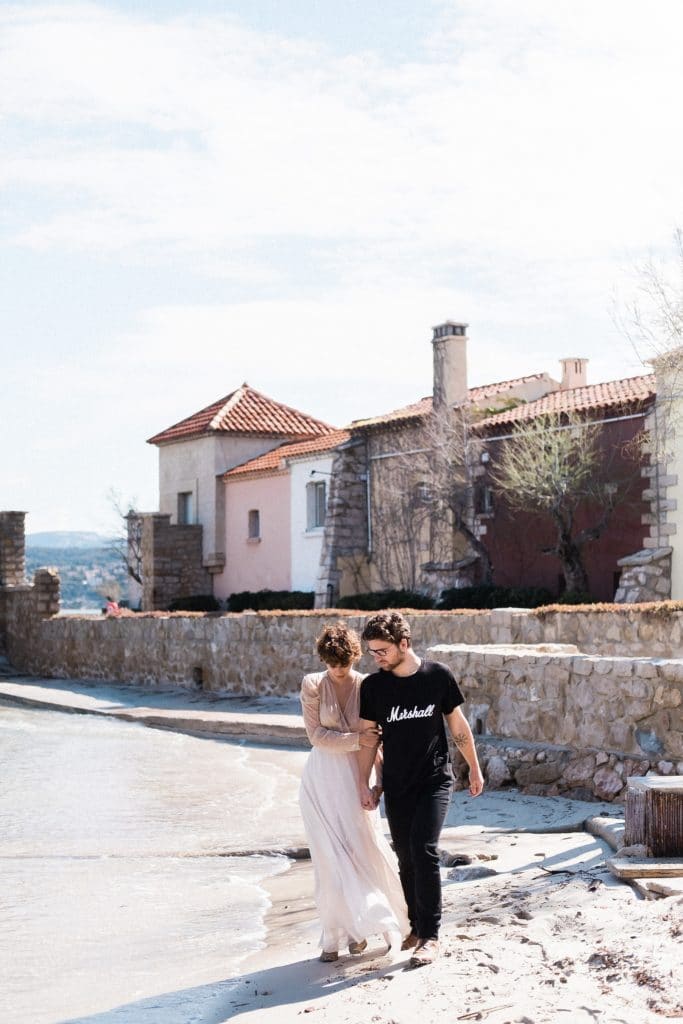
[624,777,683,857]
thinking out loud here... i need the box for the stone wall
[0,511,27,586]
[4,603,683,801]
[315,439,370,606]
[615,546,672,603]
[432,643,683,802]
[131,513,212,610]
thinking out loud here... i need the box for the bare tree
[422,405,493,584]
[106,488,143,588]
[614,229,683,546]
[369,405,492,594]
[489,413,635,595]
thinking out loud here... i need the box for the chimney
[432,321,468,407]
[560,358,588,391]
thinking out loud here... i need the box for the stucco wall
[221,473,291,597]
[157,434,285,561]
[290,454,333,592]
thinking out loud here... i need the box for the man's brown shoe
[400,932,418,951]
[348,939,367,955]
[319,950,338,962]
[409,938,439,967]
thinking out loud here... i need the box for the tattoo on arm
[452,731,468,748]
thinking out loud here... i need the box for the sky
[3,0,683,534]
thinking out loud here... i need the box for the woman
[299,622,409,962]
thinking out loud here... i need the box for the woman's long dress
[298,671,409,954]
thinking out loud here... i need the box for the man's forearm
[447,710,481,772]
[356,743,377,785]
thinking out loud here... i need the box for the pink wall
[218,474,291,599]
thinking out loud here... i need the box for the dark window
[248,509,260,539]
[178,492,193,524]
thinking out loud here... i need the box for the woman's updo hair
[316,623,362,667]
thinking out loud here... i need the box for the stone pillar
[137,512,212,610]
[315,438,370,607]
[647,350,683,596]
[0,511,27,586]
[614,547,672,603]
[33,568,61,616]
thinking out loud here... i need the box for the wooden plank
[607,856,683,879]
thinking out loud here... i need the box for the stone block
[593,766,624,801]
[562,754,597,785]
[515,761,563,786]
[485,755,512,788]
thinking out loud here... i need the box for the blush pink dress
[298,670,409,955]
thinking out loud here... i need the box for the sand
[226,794,683,1024]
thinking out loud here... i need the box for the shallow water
[0,704,308,1023]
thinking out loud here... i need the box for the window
[415,481,433,504]
[307,481,326,529]
[178,492,194,524]
[248,509,260,539]
[475,485,494,515]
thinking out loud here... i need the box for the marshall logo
[387,703,435,723]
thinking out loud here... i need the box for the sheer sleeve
[300,675,361,752]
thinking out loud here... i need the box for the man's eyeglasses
[367,646,392,658]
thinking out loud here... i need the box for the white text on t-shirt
[387,703,435,723]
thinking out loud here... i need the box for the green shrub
[438,585,554,610]
[554,590,595,605]
[227,589,315,612]
[336,589,436,610]
[167,594,221,612]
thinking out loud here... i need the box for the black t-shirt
[359,660,464,795]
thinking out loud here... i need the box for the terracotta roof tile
[148,384,336,445]
[224,429,351,479]
[350,397,433,429]
[349,373,656,432]
[349,373,556,429]
[476,374,656,431]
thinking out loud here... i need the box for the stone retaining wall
[4,583,683,801]
[431,644,683,802]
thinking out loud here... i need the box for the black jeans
[384,778,451,940]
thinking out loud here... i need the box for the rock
[515,761,562,786]
[657,760,675,774]
[447,865,498,882]
[595,751,609,766]
[485,755,512,788]
[562,754,597,785]
[439,851,473,867]
[593,766,624,801]
[615,844,651,858]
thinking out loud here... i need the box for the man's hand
[360,784,378,810]
[469,765,484,798]
[359,726,380,748]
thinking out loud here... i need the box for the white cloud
[2,1,682,531]
[4,1,683,268]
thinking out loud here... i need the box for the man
[357,611,484,967]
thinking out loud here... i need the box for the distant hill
[26,531,115,550]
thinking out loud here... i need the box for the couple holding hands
[299,611,484,969]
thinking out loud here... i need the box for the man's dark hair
[361,611,412,647]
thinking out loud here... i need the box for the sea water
[0,704,308,1023]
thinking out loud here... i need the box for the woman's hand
[358,726,381,748]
